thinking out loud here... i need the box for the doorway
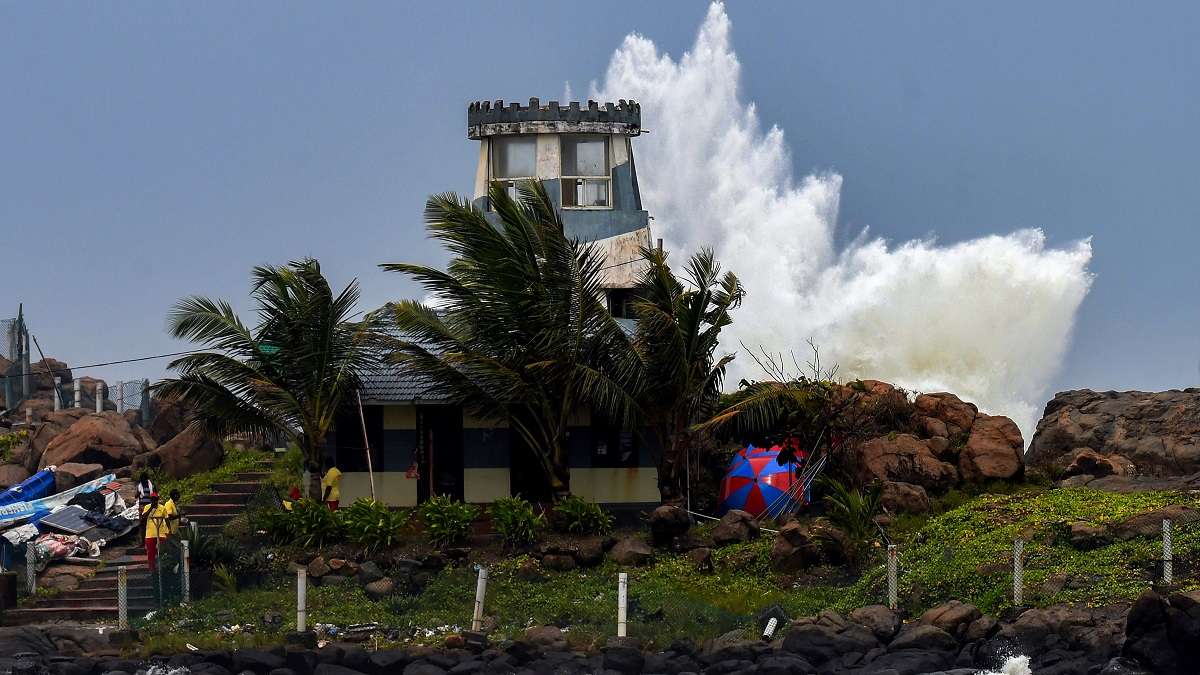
[416,405,464,502]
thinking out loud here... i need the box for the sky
[3,1,1199,428]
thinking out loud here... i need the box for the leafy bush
[259,499,344,548]
[182,526,240,569]
[343,498,409,553]
[552,495,613,535]
[419,496,479,547]
[490,496,543,547]
[0,429,28,463]
[212,564,238,594]
[819,476,883,564]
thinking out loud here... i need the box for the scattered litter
[344,623,382,636]
[186,644,198,652]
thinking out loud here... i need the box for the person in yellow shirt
[140,493,170,571]
[321,462,342,510]
[162,489,181,537]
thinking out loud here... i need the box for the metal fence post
[617,572,628,638]
[25,542,35,594]
[181,539,191,605]
[471,566,489,632]
[73,378,81,408]
[296,567,307,632]
[1163,519,1173,585]
[53,377,62,411]
[118,566,129,630]
[887,545,898,610]
[116,380,124,412]
[1013,538,1025,606]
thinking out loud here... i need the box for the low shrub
[259,499,344,548]
[343,498,410,553]
[490,496,543,547]
[552,495,613,535]
[182,526,240,569]
[419,495,479,547]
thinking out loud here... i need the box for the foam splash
[590,2,1093,440]
[980,655,1034,675]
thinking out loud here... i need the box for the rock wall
[1027,389,1200,478]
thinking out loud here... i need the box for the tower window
[561,136,610,208]
[491,136,536,203]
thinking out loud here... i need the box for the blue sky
[3,1,1198,410]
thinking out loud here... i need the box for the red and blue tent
[719,444,808,518]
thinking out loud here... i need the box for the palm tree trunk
[550,437,571,499]
[305,435,324,500]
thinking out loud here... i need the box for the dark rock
[858,649,954,675]
[307,557,330,578]
[702,659,752,674]
[770,522,820,573]
[781,624,878,665]
[268,669,297,675]
[133,424,224,479]
[364,578,396,600]
[575,538,605,567]
[850,605,900,642]
[514,559,545,582]
[541,554,576,571]
[339,647,369,673]
[601,647,643,675]
[366,650,410,675]
[880,481,931,514]
[523,626,566,651]
[609,538,653,566]
[356,561,384,585]
[285,648,318,675]
[648,505,691,546]
[888,624,958,652]
[233,650,286,674]
[671,531,714,552]
[711,510,760,546]
[315,665,371,675]
[1069,521,1112,549]
[920,600,982,638]
[754,655,814,675]
[1114,505,1200,540]
[686,547,714,572]
[1099,657,1153,675]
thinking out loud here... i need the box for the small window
[491,136,537,204]
[561,135,611,209]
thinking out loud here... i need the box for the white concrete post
[96,382,104,413]
[296,567,307,632]
[25,408,32,426]
[25,542,35,594]
[116,381,124,412]
[1013,538,1025,606]
[73,378,81,408]
[887,545,898,610]
[118,566,129,630]
[190,520,198,538]
[181,539,191,604]
[617,572,628,638]
[53,377,62,411]
[1163,519,1173,585]
[471,566,489,632]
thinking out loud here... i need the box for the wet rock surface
[3,594,1187,675]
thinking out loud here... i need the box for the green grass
[139,486,1200,648]
[153,446,273,503]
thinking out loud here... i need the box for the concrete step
[236,471,273,481]
[30,597,157,610]
[63,587,156,601]
[78,575,151,591]
[183,512,240,524]
[184,503,252,515]
[2,606,135,623]
[210,482,263,494]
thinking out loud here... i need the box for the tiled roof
[359,363,450,404]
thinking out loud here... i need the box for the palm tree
[381,181,639,498]
[632,246,743,503]
[154,259,376,499]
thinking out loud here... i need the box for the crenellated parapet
[467,97,641,138]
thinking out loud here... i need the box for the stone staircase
[1,459,276,624]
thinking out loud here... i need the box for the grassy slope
[139,486,1200,651]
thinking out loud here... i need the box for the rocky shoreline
[3,589,1197,675]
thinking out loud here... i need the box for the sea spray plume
[591,2,1093,439]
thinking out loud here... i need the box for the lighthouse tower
[467,97,651,318]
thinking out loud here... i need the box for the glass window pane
[562,136,608,176]
[492,136,536,178]
[582,179,608,206]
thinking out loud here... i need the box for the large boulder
[856,433,958,490]
[133,425,223,478]
[711,509,760,546]
[770,522,821,573]
[54,463,106,491]
[920,600,982,639]
[1027,389,1200,477]
[648,504,690,546]
[880,481,931,514]
[1113,505,1200,540]
[0,463,31,488]
[850,605,900,642]
[609,537,653,566]
[39,412,151,470]
[28,359,72,393]
[959,414,1025,482]
[146,398,189,445]
[14,408,91,471]
[914,392,979,438]
[1065,448,1136,478]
